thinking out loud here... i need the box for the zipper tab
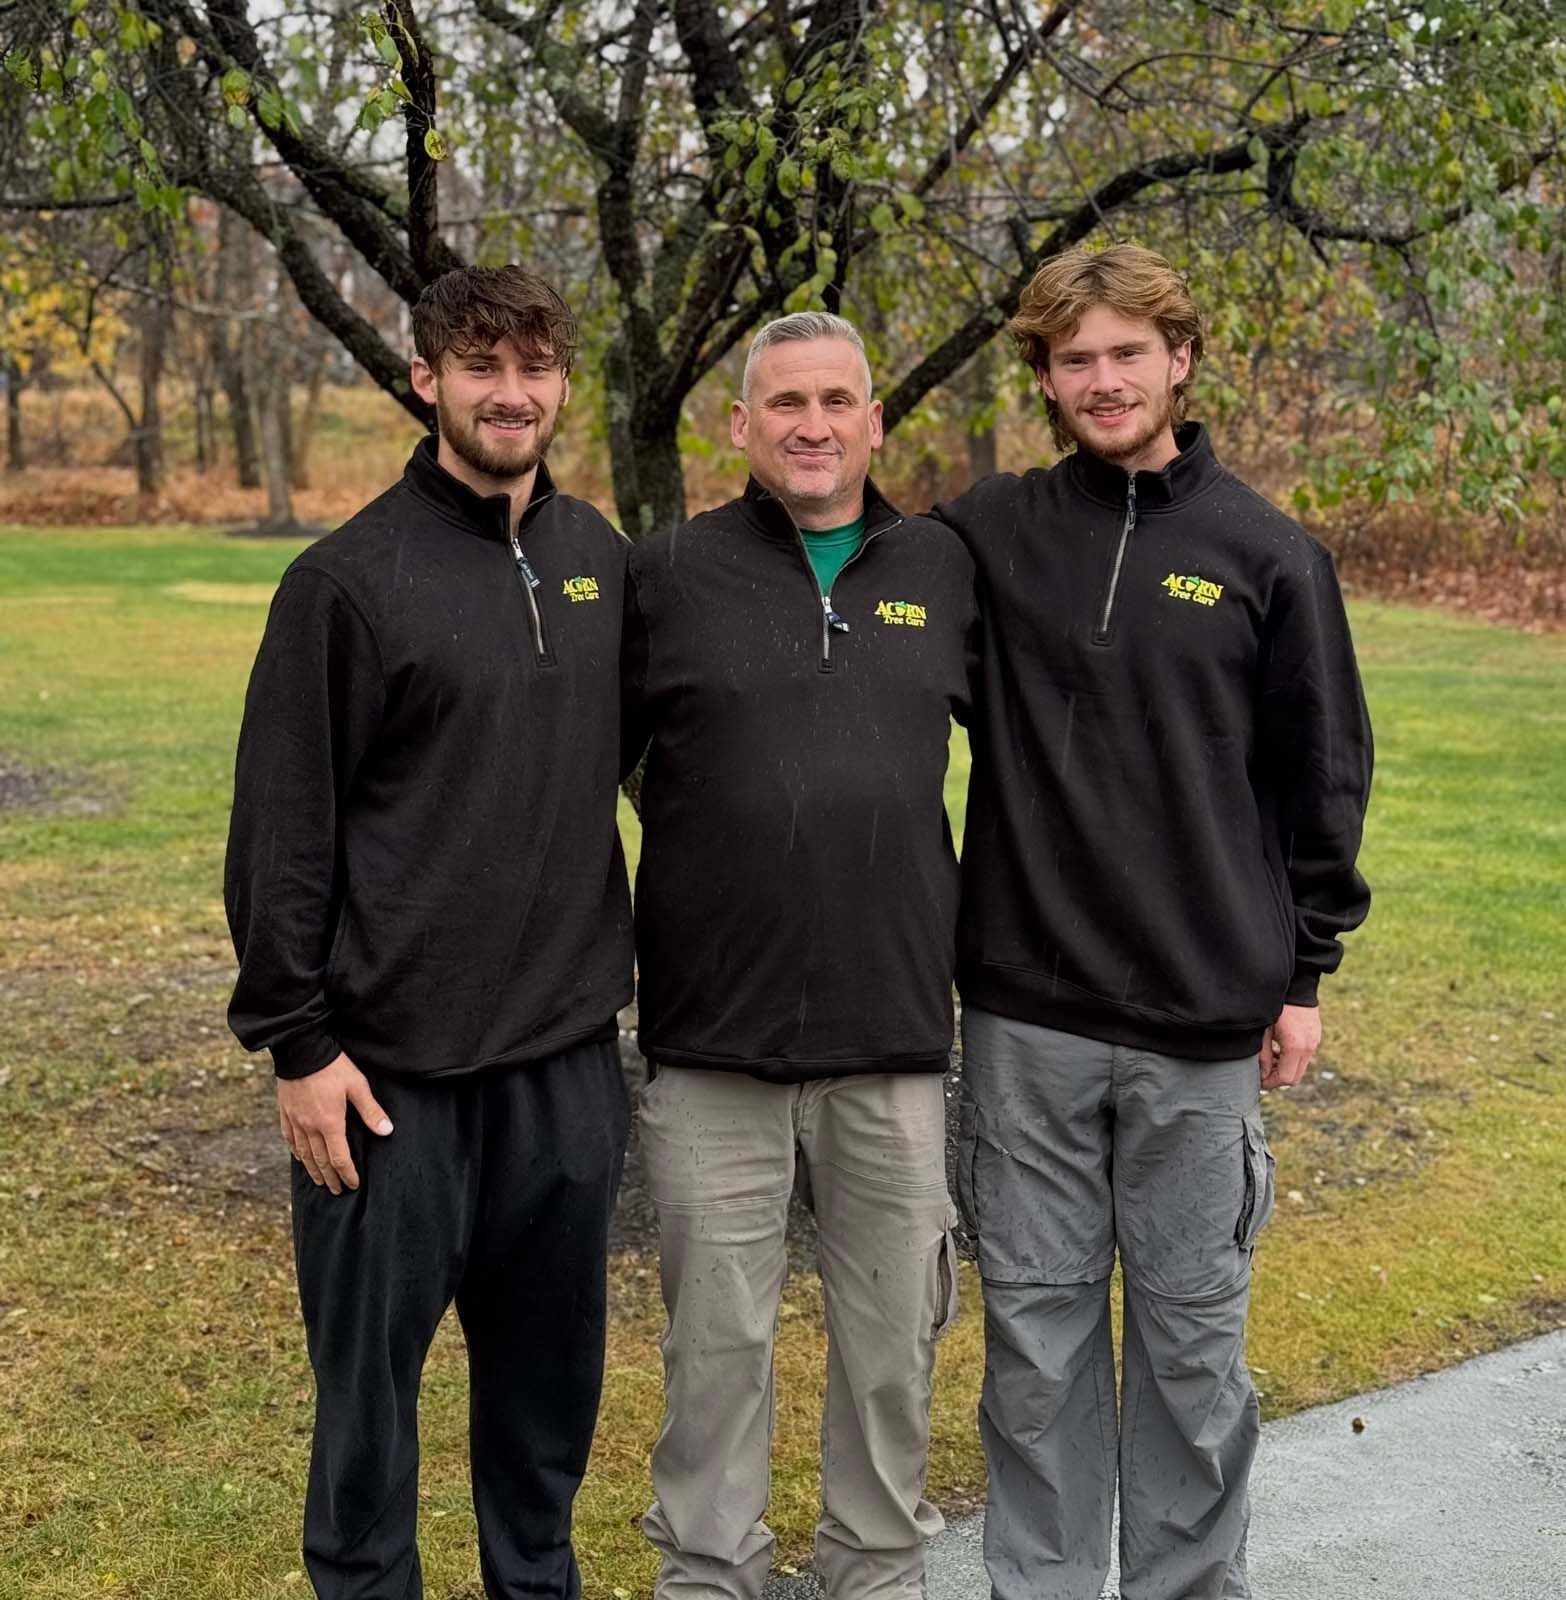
[507,529,551,663]
[1094,476,1137,645]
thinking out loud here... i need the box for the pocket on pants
[1236,1110,1277,1251]
[933,1204,961,1340]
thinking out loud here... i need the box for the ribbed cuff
[271,1025,343,1080]
[1284,969,1321,1007]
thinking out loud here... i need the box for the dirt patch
[0,754,110,816]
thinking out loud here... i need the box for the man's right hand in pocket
[278,1053,394,1194]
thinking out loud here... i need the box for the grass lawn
[1,526,1563,1599]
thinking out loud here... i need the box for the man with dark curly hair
[937,244,1373,1600]
[226,266,632,1599]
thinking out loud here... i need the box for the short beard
[1062,382,1174,464]
[437,397,558,482]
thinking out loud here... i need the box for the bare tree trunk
[194,379,215,472]
[215,205,261,487]
[292,333,330,491]
[133,289,172,497]
[4,359,23,472]
[245,319,296,529]
[963,341,999,483]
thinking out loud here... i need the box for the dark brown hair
[1008,244,1204,451]
[412,266,578,375]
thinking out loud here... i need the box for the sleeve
[223,566,386,1077]
[1257,550,1374,1004]
[952,543,980,731]
[619,552,653,784]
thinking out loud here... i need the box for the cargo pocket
[1236,1110,1277,1251]
[933,1205,961,1340]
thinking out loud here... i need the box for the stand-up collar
[739,474,902,542]
[1065,421,1223,510]
[402,433,557,540]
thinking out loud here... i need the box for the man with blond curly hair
[937,244,1372,1600]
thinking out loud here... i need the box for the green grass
[1,530,1563,1598]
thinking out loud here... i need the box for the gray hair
[741,312,874,403]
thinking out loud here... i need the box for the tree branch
[880,118,1312,431]
[387,0,462,282]
[911,0,1083,201]
[144,0,432,305]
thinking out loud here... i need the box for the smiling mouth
[482,416,538,433]
[1086,403,1135,420]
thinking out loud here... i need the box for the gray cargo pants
[959,1008,1276,1600]
[638,1067,960,1600]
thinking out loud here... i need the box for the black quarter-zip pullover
[623,478,978,1082]
[936,424,1372,1060]
[226,436,634,1079]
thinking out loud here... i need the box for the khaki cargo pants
[960,1008,1276,1600]
[638,1067,960,1600]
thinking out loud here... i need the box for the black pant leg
[292,1071,477,1600]
[456,1038,630,1600]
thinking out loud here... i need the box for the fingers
[1261,1038,1315,1089]
[346,1078,394,1138]
[302,1128,340,1194]
[324,1127,360,1192]
[1257,1025,1275,1078]
[276,1056,387,1195]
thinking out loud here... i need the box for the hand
[1259,1003,1322,1089]
[277,1052,393,1194]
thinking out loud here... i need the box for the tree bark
[245,319,296,529]
[964,342,999,482]
[215,206,261,486]
[4,359,23,473]
[133,289,172,497]
[604,332,687,538]
[193,378,215,473]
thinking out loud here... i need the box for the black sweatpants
[289,1036,630,1600]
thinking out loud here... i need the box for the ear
[560,373,570,408]
[1169,339,1193,388]
[1037,363,1057,403]
[867,397,884,450]
[410,355,438,408]
[730,399,749,451]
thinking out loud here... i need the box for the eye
[526,363,553,377]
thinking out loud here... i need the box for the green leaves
[4,50,38,90]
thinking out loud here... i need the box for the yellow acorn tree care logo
[874,598,928,628]
[1161,572,1224,607]
[562,575,600,603]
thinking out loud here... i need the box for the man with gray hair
[622,311,977,1599]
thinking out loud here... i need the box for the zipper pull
[822,595,850,633]
[508,532,541,589]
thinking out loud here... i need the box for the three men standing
[623,312,975,1600]
[229,249,1371,1600]
[938,245,1372,1599]
[226,267,633,1599]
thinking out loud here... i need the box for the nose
[793,400,831,440]
[1088,359,1125,392]
[492,369,529,408]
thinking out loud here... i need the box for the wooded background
[2,0,1562,554]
